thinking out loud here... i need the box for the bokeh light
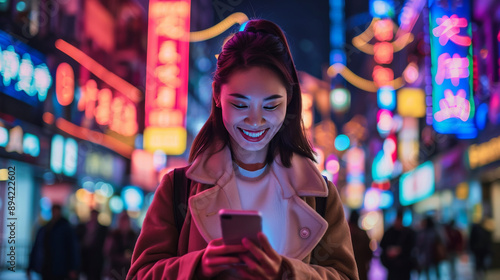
[335,134,350,151]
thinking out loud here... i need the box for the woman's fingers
[240,253,267,277]
[257,232,280,261]
[205,255,241,267]
[200,237,251,278]
[242,238,272,266]
[240,233,283,278]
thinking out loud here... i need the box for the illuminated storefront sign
[77,79,138,136]
[50,135,78,177]
[467,135,500,169]
[144,0,191,155]
[0,30,52,106]
[400,161,435,206]
[77,147,126,185]
[0,125,40,157]
[55,63,75,106]
[429,0,476,138]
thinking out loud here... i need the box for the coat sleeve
[127,172,205,280]
[281,181,359,280]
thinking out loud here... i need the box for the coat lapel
[186,145,329,260]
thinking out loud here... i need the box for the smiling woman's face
[219,66,288,164]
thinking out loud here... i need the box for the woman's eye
[264,104,279,110]
[231,103,247,109]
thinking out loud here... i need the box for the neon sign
[429,0,476,138]
[55,63,75,106]
[0,125,40,157]
[467,135,500,169]
[50,135,78,177]
[77,79,138,137]
[0,31,52,106]
[144,0,190,155]
[400,161,435,206]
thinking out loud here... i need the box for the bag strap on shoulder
[315,175,328,218]
[173,167,191,234]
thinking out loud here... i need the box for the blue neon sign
[429,0,476,138]
[0,30,52,106]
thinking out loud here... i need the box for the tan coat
[128,146,358,279]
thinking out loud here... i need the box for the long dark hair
[189,19,315,167]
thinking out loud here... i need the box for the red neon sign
[77,79,138,136]
[55,63,75,106]
[144,0,190,155]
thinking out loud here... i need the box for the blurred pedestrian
[415,216,446,280]
[469,219,493,280]
[76,209,109,280]
[103,212,138,279]
[380,209,416,280]
[348,210,373,280]
[444,220,464,279]
[27,204,80,280]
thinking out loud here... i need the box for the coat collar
[186,144,328,198]
[185,144,329,260]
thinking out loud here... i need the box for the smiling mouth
[238,128,269,142]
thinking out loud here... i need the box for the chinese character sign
[429,0,476,138]
[144,0,190,155]
[0,31,52,107]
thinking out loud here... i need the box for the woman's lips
[239,128,269,142]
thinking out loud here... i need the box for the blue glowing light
[476,103,488,130]
[0,127,8,147]
[23,133,40,157]
[50,135,64,174]
[379,191,394,209]
[468,180,482,205]
[372,150,393,181]
[400,161,435,206]
[403,209,412,227]
[122,186,144,211]
[239,21,249,31]
[63,137,77,176]
[334,134,350,151]
[82,180,95,192]
[16,1,26,12]
[40,197,52,210]
[377,86,396,110]
[109,196,124,214]
[370,0,395,18]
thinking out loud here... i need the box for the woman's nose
[246,108,265,127]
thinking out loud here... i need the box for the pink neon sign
[432,15,471,47]
[435,53,470,86]
[144,0,190,154]
[434,89,470,122]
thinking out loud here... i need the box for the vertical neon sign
[429,0,476,138]
[144,0,190,155]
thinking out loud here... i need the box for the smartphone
[219,209,262,246]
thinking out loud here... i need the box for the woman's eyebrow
[229,93,283,101]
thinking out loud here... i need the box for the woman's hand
[235,232,284,280]
[197,237,248,279]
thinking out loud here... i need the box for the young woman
[128,19,358,280]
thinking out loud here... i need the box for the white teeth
[242,129,265,138]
